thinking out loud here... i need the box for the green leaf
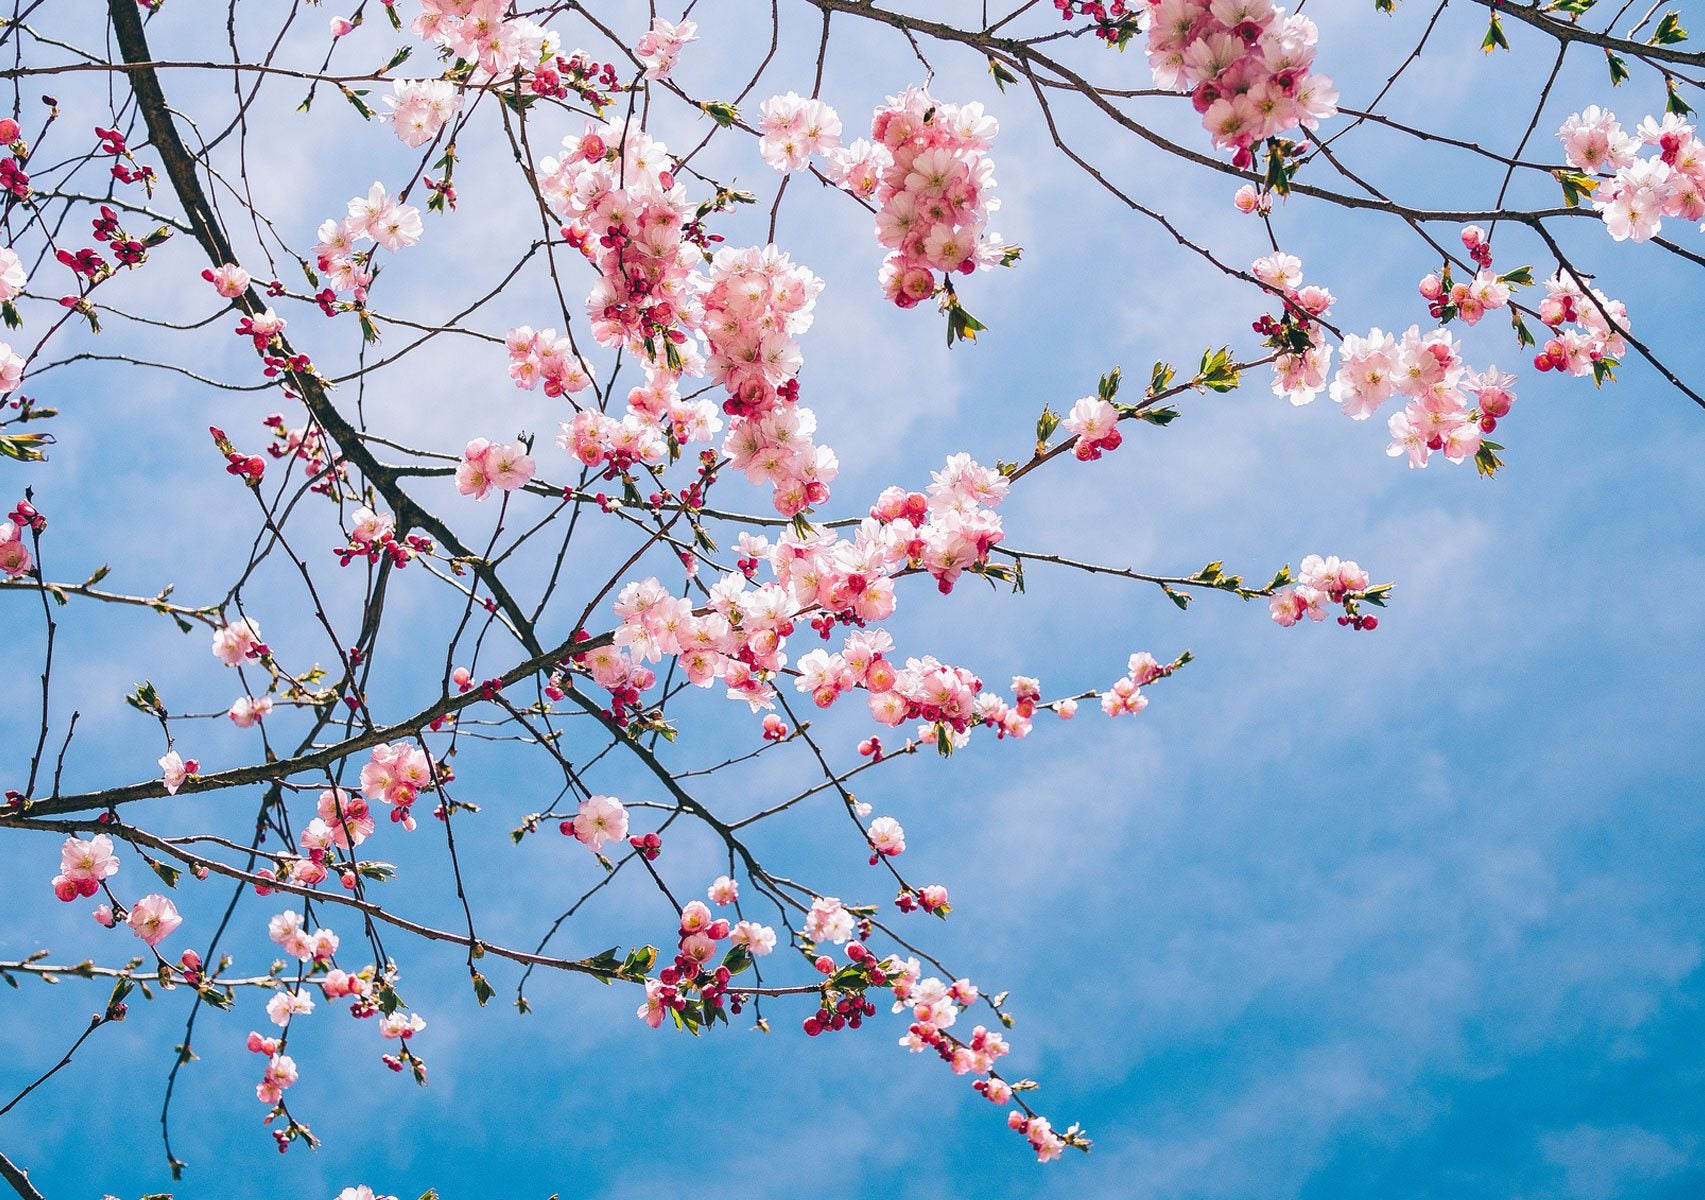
[1097,366,1122,403]
[339,85,375,120]
[1482,12,1510,52]
[1196,346,1241,393]
[1150,360,1177,395]
[1498,265,1534,286]
[0,432,53,462]
[1161,584,1191,610]
[583,946,623,981]
[699,100,739,128]
[1511,309,1536,348]
[1667,79,1695,116]
[149,858,182,889]
[988,57,1020,92]
[1651,11,1688,43]
[945,301,987,347]
[1035,405,1060,446]
[1591,357,1619,387]
[470,971,495,1006]
[619,945,658,979]
[382,45,413,72]
[1606,50,1630,85]
[1554,170,1599,208]
[1139,405,1180,426]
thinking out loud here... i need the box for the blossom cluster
[825,88,1009,309]
[505,325,595,398]
[1558,107,1705,243]
[455,437,535,500]
[538,119,701,363]
[595,454,1010,729]
[635,17,697,81]
[383,78,461,149]
[1331,323,1513,469]
[1269,554,1378,629]
[706,246,834,513]
[637,889,776,1030]
[558,370,724,477]
[411,0,557,82]
[1142,0,1338,166]
[312,182,423,302]
[1251,251,1335,405]
[758,92,843,174]
[1532,271,1630,379]
[1101,651,1169,716]
[361,741,436,830]
[1417,226,1514,327]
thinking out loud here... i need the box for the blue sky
[2,1,1704,1197]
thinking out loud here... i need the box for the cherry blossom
[127,893,182,947]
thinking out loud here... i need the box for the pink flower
[758,92,842,173]
[256,1052,297,1104]
[638,978,669,1028]
[211,616,263,666]
[159,750,195,794]
[329,15,355,37]
[1233,183,1271,214]
[379,1011,426,1039]
[203,263,249,299]
[0,247,27,301]
[804,896,854,944]
[634,16,697,81]
[127,894,182,947]
[457,438,533,499]
[868,816,907,857]
[708,875,740,906]
[316,788,375,848]
[384,79,461,149]
[59,834,120,891]
[0,343,22,396]
[228,695,273,727]
[571,794,628,852]
[266,990,314,1027]
[0,520,31,577]
[729,920,777,956]
[60,833,120,882]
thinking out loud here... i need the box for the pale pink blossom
[127,894,182,947]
